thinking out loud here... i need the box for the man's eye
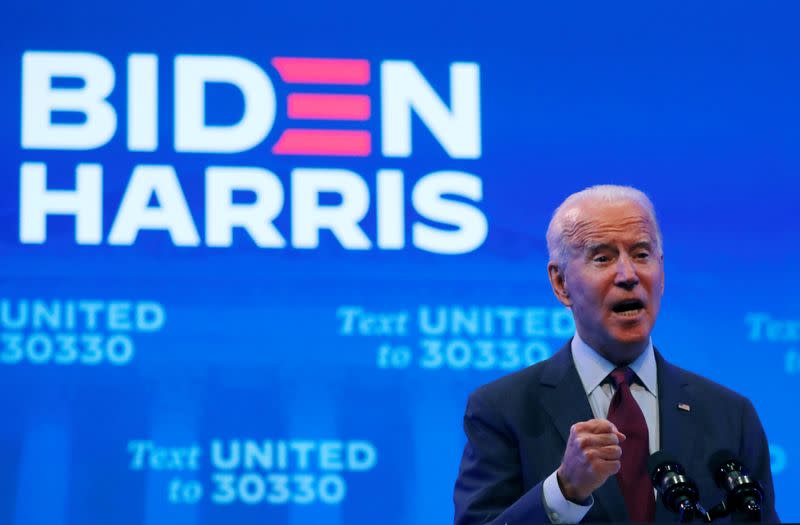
[635,252,650,259]
[593,255,609,263]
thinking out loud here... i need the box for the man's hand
[556,419,626,503]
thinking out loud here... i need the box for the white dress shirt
[542,333,659,524]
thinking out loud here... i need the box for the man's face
[548,199,665,364]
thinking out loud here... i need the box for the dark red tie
[607,367,655,522]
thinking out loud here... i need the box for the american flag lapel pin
[677,403,691,412]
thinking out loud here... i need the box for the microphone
[648,451,703,523]
[708,450,764,522]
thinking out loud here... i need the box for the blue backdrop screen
[1,2,799,524]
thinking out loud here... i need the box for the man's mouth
[611,299,645,317]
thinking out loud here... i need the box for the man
[453,185,779,524]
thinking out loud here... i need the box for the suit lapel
[654,349,698,522]
[538,344,594,443]
[538,343,628,522]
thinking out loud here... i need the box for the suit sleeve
[453,390,550,525]
[738,397,780,523]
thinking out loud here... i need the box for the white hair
[546,185,663,267]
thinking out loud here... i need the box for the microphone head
[708,449,745,487]
[648,450,678,477]
[708,449,742,473]
[648,451,700,513]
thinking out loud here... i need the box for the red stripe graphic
[272,58,370,85]
[287,94,371,120]
[272,129,371,156]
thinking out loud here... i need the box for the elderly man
[453,185,779,524]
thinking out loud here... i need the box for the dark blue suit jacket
[453,343,779,524]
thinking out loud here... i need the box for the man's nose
[614,255,639,289]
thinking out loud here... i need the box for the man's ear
[548,262,572,307]
[660,254,665,294]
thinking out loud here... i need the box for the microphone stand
[675,499,708,523]
[701,498,762,523]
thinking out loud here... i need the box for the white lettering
[381,61,481,159]
[412,171,487,254]
[20,162,103,244]
[108,165,200,245]
[291,169,371,249]
[174,55,276,153]
[22,51,116,150]
[127,54,158,151]
[376,169,405,249]
[205,166,285,247]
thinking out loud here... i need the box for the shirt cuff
[542,470,593,524]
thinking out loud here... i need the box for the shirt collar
[570,332,658,396]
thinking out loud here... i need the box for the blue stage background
[1,2,799,524]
